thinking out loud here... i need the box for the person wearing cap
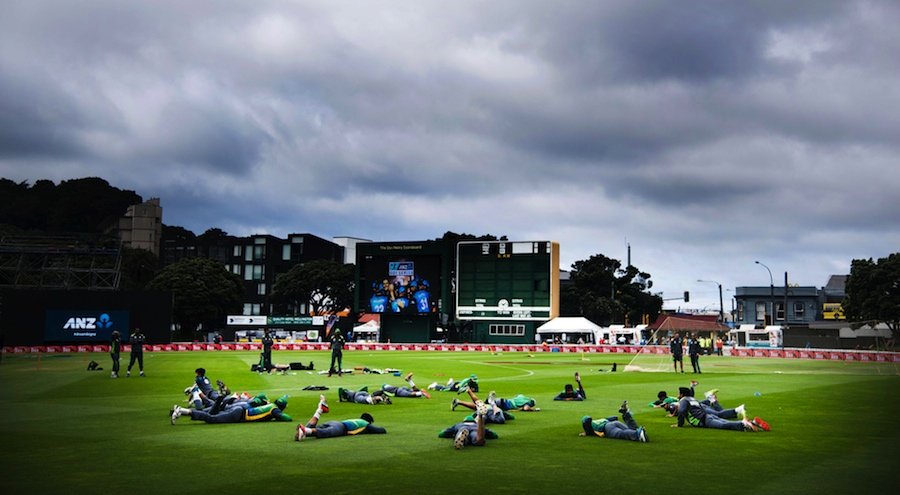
[295,395,386,441]
[580,400,649,442]
[328,329,346,377]
[171,395,291,424]
[670,387,769,432]
[554,372,586,401]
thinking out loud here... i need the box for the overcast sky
[2,0,899,313]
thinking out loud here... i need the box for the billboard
[358,253,441,314]
[456,241,559,321]
[45,309,131,342]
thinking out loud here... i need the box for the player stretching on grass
[295,395,386,441]
[580,401,648,442]
[452,388,512,424]
[439,398,496,449]
[171,395,291,424]
[338,386,392,404]
[381,372,431,398]
[670,387,770,432]
[554,372,586,401]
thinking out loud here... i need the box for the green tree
[146,258,243,340]
[118,246,159,290]
[562,254,662,326]
[272,260,355,315]
[843,252,900,339]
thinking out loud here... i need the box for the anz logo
[63,313,114,330]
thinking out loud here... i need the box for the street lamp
[754,261,775,325]
[696,279,724,323]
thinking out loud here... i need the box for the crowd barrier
[2,343,899,362]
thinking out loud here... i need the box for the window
[489,324,525,336]
[775,302,785,321]
[282,244,291,261]
[737,301,744,321]
[257,283,266,296]
[793,302,805,319]
[233,245,242,257]
[253,245,265,260]
[244,265,253,280]
[244,245,252,261]
[242,303,261,315]
[755,302,766,322]
[232,265,241,275]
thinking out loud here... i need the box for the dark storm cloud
[1,0,899,312]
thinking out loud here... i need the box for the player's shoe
[454,428,470,449]
[742,419,759,432]
[487,391,497,405]
[126,371,131,377]
[618,400,629,415]
[637,427,648,443]
[427,382,438,390]
[420,390,431,399]
[111,372,118,378]
[171,405,182,425]
[752,417,770,432]
[690,380,699,388]
[574,372,581,382]
[294,425,306,441]
[404,372,413,382]
[383,396,392,405]
[735,404,747,420]
[216,380,229,394]
[319,394,330,413]
[451,398,459,411]
[475,400,489,417]
[139,371,145,377]
[704,389,719,401]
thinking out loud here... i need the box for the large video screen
[359,255,441,314]
[456,241,559,321]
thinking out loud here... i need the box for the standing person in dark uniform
[670,333,684,373]
[110,331,121,378]
[328,329,345,377]
[688,334,702,374]
[261,330,274,373]
[126,327,146,377]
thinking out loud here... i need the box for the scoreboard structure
[455,240,559,321]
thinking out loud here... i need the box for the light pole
[755,261,775,326]
[696,279,724,324]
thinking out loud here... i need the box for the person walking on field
[110,331,121,378]
[126,327,146,377]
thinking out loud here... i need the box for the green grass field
[1,349,898,495]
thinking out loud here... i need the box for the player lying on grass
[452,388,513,424]
[484,390,540,412]
[438,398,497,449]
[554,372,586,401]
[184,368,230,409]
[580,400,648,442]
[295,395,386,441]
[338,386,392,404]
[670,387,770,432]
[427,374,479,394]
[171,394,291,424]
[380,372,431,399]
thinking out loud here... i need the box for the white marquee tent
[536,317,608,343]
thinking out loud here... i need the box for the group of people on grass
[169,365,770,446]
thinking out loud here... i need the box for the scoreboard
[455,240,559,321]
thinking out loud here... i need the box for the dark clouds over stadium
[3,0,899,312]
